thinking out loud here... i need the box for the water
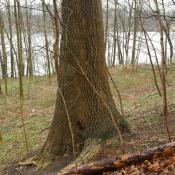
[106,32,175,65]
[1,32,175,77]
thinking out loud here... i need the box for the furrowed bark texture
[39,0,125,164]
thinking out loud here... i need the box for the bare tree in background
[0,11,8,95]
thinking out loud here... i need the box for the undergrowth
[0,66,175,171]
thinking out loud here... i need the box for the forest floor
[1,65,175,175]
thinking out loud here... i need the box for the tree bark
[131,0,138,69]
[0,78,2,95]
[25,0,33,79]
[0,12,8,95]
[42,0,52,83]
[112,1,117,66]
[38,0,126,166]
[6,0,15,78]
[14,0,24,98]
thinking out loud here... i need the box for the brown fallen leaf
[147,161,160,173]
[114,160,125,168]
[162,148,174,157]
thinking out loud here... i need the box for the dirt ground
[1,66,175,175]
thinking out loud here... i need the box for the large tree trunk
[38,0,126,166]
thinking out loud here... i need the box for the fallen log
[59,142,175,175]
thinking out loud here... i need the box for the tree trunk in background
[116,2,123,65]
[6,0,15,78]
[161,0,174,64]
[154,0,171,142]
[124,1,133,70]
[112,1,117,66]
[17,0,25,77]
[0,13,8,95]
[42,0,51,83]
[53,0,60,80]
[104,0,109,51]
[39,0,126,165]
[14,0,24,98]
[26,0,33,79]
[131,0,138,69]
[0,50,3,95]
[0,80,2,95]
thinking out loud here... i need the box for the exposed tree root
[58,138,103,174]
[58,142,175,175]
[17,138,103,174]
